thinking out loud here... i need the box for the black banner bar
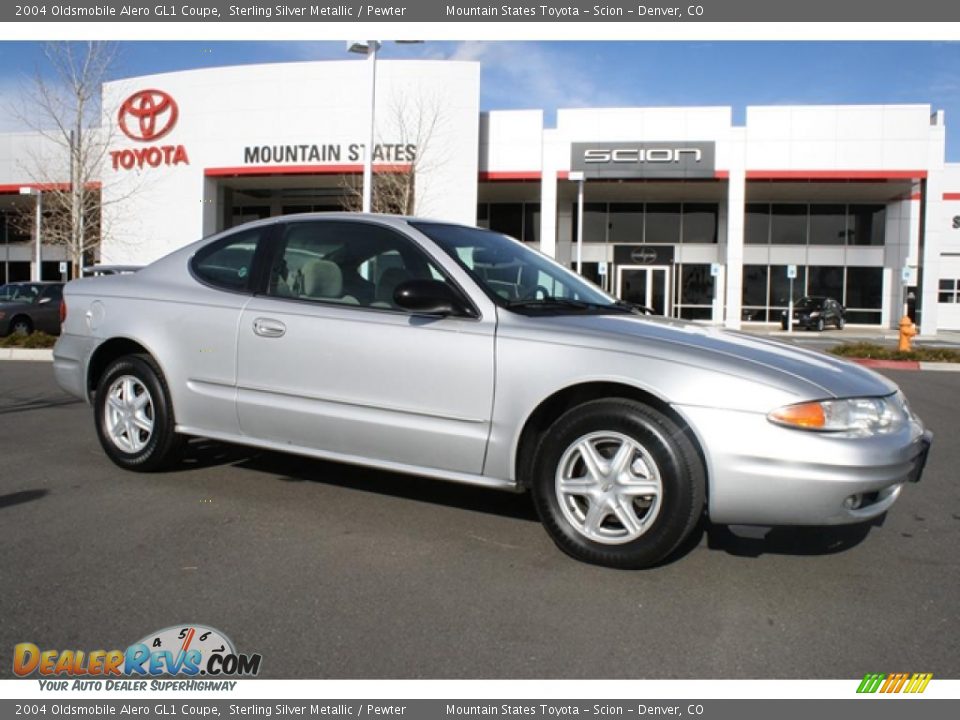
[1,699,958,720]
[4,1,960,23]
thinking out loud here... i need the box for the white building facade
[1,58,959,334]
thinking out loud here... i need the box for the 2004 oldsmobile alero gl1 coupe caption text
[52,214,932,568]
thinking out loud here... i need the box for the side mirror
[394,279,471,317]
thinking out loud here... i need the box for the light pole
[347,40,423,214]
[19,187,42,281]
[347,40,380,214]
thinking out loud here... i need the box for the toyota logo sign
[118,89,179,142]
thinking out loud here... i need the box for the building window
[846,267,884,309]
[675,264,714,320]
[645,203,682,244]
[769,264,807,307]
[742,264,769,321]
[479,202,540,242]
[682,204,718,244]
[608,203,644,244]
[849,205,886,246]
[745,204,770,244]
[745,203,886,246]
[809,204,847,245]
[568,202,609,242]
[770,204,808,245]
[940,278,960,303]
[807,265,844,300]
[488,203,523,240]
[523,203,541,244]
[740,264,882,325]
[572,202,719,245]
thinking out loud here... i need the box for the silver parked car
[53,215,931,568]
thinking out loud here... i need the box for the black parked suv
[781,296,845,331]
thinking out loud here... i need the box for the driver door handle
[253,317,286,338]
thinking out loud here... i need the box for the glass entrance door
[616,265,671,315]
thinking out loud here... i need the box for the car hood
[501,312,896,401]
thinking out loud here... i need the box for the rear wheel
[94,354,184,471]
[10,316,32,336]
[531,399,705,569]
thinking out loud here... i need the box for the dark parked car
[0,282,65,336]
[781,296,845,331]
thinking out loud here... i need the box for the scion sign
[571,141,715,179]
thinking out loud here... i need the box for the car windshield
[410,222,632,314]
[0,283,42,304]
[795,297,825,310]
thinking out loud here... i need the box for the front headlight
[768,395,908,435]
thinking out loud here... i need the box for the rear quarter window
[191,227,264,292]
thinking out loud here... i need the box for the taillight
[59,299,67,325]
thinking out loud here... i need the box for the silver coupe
[53,214,931,568]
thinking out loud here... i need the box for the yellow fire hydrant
[898,315,918,352]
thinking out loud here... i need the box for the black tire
[816,317,825,332]
[94,354,184,472]
[10,316,33,336]
[530,398,706,569]
[837,316,845,330]
[780,320,788,331]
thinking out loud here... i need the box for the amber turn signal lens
[769,402,826,429]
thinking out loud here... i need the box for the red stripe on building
[746,170,927,180]
[204,164,411,177]
[0,182,102,193]
[478,171,542,181]
[943,192,960,201]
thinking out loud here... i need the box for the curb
[851,358,960,372]
[0,348,54,362]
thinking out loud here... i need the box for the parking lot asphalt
[1,360,958,679]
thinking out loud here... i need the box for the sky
[1,40,958,159]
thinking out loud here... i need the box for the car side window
[267,221,453,311]
[191,227,264,292]
[43,285,63,302]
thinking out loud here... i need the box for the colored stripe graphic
[857,672,932,693]
[857,673,886,693]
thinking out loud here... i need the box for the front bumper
[678,404,931,525]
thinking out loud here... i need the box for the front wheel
[837,316,845,329]
[94,354,184,472]
[531,399,705,569]
[816,317,825,332]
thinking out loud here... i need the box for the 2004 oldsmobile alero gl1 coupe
[53,214,932,568]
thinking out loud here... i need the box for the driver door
[235,219,496,475]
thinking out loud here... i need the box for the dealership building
[2,58,960,334]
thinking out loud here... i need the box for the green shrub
[0,331,58,349]
[829,342,960,363]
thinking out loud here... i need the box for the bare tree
[9,42,120,278]
[341,92,446,215]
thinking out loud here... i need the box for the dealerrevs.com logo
[13,624,261,689]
